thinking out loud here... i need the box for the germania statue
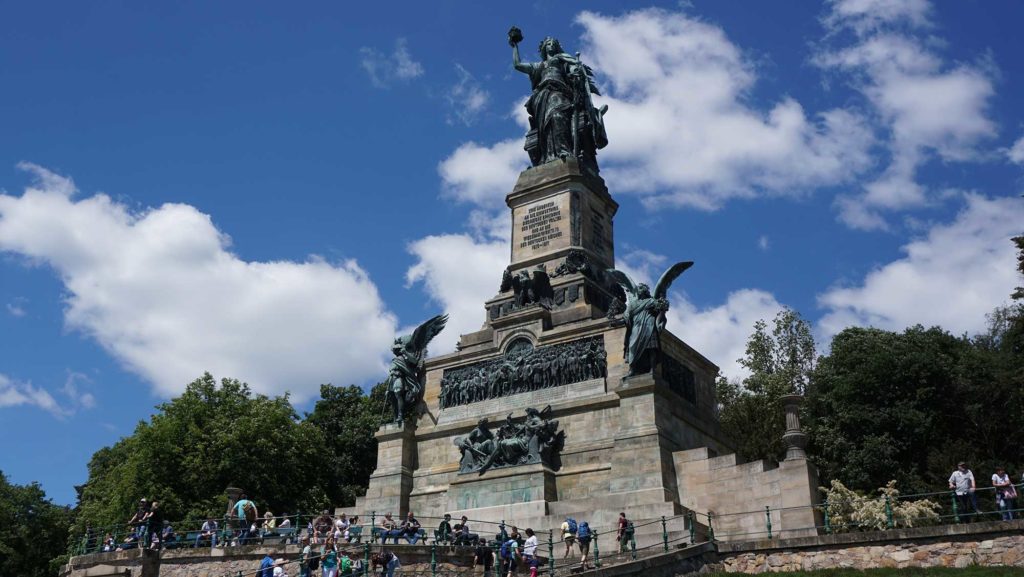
[509,26,608,174]
[607,262,693,377]
[384,314,448,423]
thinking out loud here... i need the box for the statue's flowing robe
[387,352,421,404]
[624,297,660,367]
[523,56,576,164]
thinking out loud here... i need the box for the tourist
[949,462,979,521]
[340,549,354,576]
[379,512,401,544]
[315,510,334,544]
[616,512,630,553]
[560,517,577,559]
[273,558,288,577]
[322,537,340,577]
[523,528,538,576]
[127,498,150,542]
[299,536,312,577]
[335,513,351,541]
[437,513,453,544]
[197,518,219,548]
[265,511,278,534]
[102,533,115,552]
[161,520,177,548]
[260,552,275,577]
[145,502,164,549]
[509,526,522,545]
[455,515,478,545]
[373,550,400,577]
[474,538,494,577]
[500,534,519,577]
[280,514,292,529]
[235,494,258,544]
[401,511,422,544]
[576,521,592,571]
[993,466,1017,521]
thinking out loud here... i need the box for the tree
[717,308,816,462]
[0,471,74,577]
[803,324,1024,494]
[74,373,326,534]
[304,382,386,507]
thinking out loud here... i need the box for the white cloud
[1008,135,1024,165]
[817,0,997,229]
[757,236,769,251]
[360,38,424,88]
[438,9,874,213]
[0,163,398,400]
[446,64,490,126]
[0,373,66,417]
[60,371,96,411]
[405,233,509,354]
[6,297,26,317]
[438,140,526,207]
[818,194,1024,338]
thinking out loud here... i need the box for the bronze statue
[509,26,608,173]
[607,262,693,377]
[384,314,448,423]
[454,407,563,474]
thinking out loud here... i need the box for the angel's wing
[654,261,694,300]
[407,313,449,354]
[605,268,639,307]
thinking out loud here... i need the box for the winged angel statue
[606,262,693,377]
[384,314,448,423]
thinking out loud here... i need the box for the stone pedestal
[354,422,417,517]
[447,463,556,521]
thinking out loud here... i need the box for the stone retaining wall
[715,519,1024,573]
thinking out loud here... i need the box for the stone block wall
[673,448,820,540]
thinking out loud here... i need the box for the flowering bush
[819,479,940,532]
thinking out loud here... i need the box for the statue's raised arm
[508,26,608,174]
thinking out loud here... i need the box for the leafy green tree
[75,373,326,534]
[803,325,1016,494]
[0,471,74,577]
[304,382,385,507]
[717,308,816,462]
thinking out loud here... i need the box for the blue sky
[1,1,1023,505]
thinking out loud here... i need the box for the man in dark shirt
[401,511,421,544]
[128,499,150,541]
[145,502,163,549]
[436,514,453,544]
[474,538,494,577]
[455,516,478,546]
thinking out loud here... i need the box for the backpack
[500,538,517,560]
[624,521,635,538]
[577,522,591,540]
[566,518,578,535]
[242,502,257,524]
[308,550,320,571]
[341,556,353,575]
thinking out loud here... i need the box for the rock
[1002,549,1021,565]
[955,556,972,569]
[892,550,912,563]
[767,555,785,567]
[880,558,897,568]
[913,551,930,561]
[980,540,994,549]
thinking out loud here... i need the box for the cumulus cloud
[818,194,1024,338]
[405,233,509,354]
[6,297,27,317]
[446,64,490,126]
[360,38,424,88]
[438,8,874,212]
[1008,134,1024,165]
[0,163,398,400]
[817,0,998,229]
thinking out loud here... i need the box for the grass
[712,568,1024,577]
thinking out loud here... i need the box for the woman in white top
[334,513,351,541]
[992,466,1017,521]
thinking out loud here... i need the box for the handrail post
[364,541,371,577]
[823,500,831,534]
[765,506,772,539]
[707,513,715,542]
[548,529,555,576]
[371,510,376,536]
[687,511,695,544]
[431,542,437,577]
[661,515,668,552]
[884,495,894,529]
[951,491,960,523]
[593,530,600,568]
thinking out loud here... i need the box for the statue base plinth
[445,463,555,524]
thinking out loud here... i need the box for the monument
[351,27,819,543]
